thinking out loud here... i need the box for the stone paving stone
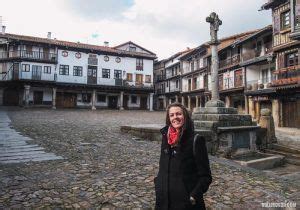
[0,108,299,209]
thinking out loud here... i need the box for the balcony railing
[271,66,300,87]
[219,76,244,90]
[156,75,166,82]
[246,77,275,91]
[0,50,57,62]
[156,89,165,94]
[219,54,241,69]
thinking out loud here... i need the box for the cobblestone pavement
[0,108,299,209]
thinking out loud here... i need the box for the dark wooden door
[140,96,148,109]
[87,66,97,84]
[283,99,300,128]
[56,92,76,108]
[13,63,19,80]
[3,89,19,106]
[108,96,118,109]
[123,95,129,109]
[33,91,43,105]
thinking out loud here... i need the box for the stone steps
[265,149,300,166]
[271,143,300,154]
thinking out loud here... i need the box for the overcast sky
[0,0,271,59]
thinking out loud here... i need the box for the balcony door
[12,63,20,80]
[234,69,243,87]
[87,66,97,84]
[32,65,42,80]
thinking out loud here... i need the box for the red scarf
[168,126,180,146]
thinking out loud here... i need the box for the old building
[153,59,166,110]
[0,30,156,110]
[261,0,300,128]
[153,49,191,110]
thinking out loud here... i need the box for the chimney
[104,41,109,47]
[2,26,6,34]
[47,32,51,39]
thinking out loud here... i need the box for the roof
[260,0,287,10]
[0,33,157,59]
[179,29,259,61]
[165,48,194,62]
[113,41,156,56]
[234,25,272,45]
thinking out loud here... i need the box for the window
[136,58,143,70]
[22,64,30,72]
[114,70,122,79]
[131,95,137,103]
[73,66,83,76]
[261,69,268,83]
[281,10,290,30]
[59,65,69,75]
[136,74,143,84]
[62,51,68,57]
[97,94,106,102]
[145,75,151,83]
[285,52,298,67]
[234,69,243,87]
[176,80,179,88]
[82,93,91,103]
[129,46,136,52]
[115,57,121,63]
[127,73,133,81]
[104,55,109,62]
[102,68,110,78]
[44,66,51,74]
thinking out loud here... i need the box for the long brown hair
[165,102,194,135]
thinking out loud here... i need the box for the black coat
[154,126,212,210]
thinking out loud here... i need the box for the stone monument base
[192,104,259,157]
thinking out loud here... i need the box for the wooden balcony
[0,50,57,63]
[271,66,300,87]
[219,54,240,69]
[156,75,166,82]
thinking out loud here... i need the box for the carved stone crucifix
[206,12,222,44]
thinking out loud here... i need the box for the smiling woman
[155,102,212,210]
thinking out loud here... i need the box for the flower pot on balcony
[247,84,252,90]
[252,83,258,90]
[259,83,264,89]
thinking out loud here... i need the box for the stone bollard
[259,108,277,148]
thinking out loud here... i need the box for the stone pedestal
[259,108,277,146]
[192,105,259,157]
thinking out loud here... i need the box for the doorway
[108,96,118,109]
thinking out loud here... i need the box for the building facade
[0,32,156,110]
[261,0,300,128]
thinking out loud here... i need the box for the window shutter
[273,13,280,34]
[278,54,285,69]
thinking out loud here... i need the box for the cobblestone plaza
[0,108,299,209]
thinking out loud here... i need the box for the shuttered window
[281,10,291,30]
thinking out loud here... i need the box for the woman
[154,102,212,210]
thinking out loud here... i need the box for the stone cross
[205,12,224,107]
[206,12,222,44]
